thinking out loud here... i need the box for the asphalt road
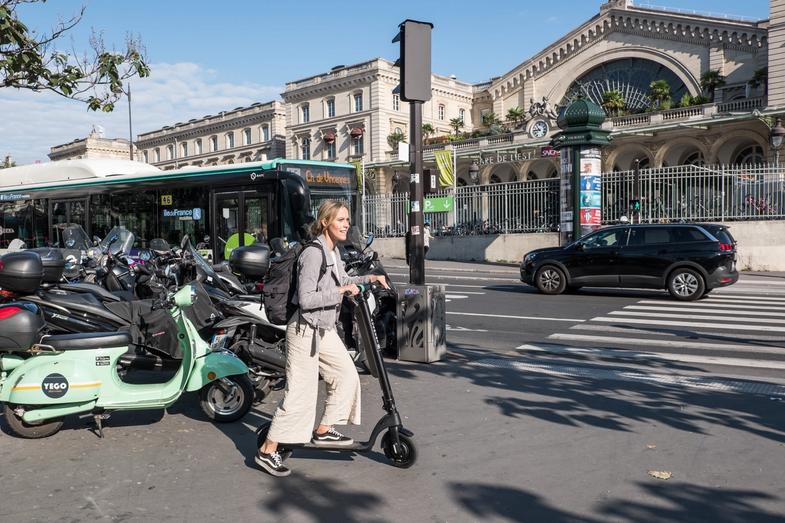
[1,262,784,522]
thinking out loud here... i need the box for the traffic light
[630,199,641,212]
[392,20,433,103]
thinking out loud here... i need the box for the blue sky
[2,0,770,164]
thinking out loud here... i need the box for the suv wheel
[536,265,567,295]
[667,268,705,301]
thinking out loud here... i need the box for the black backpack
[262,241,326,325]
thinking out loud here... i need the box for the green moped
[0,284,254,438]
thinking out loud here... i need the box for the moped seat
[44,332,132,351]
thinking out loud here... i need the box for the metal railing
[363,178,560,237]
[603,165,785,224]
[363,164,785,238]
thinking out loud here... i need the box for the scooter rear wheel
[381,432,417,469]
[199,374,254,423]
[2,404,64,439]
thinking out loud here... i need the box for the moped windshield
[186,239,230,293]
[60,224,91,251]
[99,226,134,255]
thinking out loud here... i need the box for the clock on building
[530,120,549,138]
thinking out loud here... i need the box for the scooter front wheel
[199,374,254,423]
[381,431,417,469]
[2,403,64,439]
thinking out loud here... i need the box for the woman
[256,200,388,477]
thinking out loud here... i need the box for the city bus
[0,158,358,261]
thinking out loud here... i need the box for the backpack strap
[304,240,327,282]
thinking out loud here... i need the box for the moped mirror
[93,236,101,245]
[365,234,374,248]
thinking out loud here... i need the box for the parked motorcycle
[0,273,253,439]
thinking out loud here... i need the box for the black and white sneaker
[312,427,354,446]
[255,450,291,477]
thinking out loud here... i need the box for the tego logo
[41,373,69,398]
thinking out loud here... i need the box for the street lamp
[770,117,785,167]
[468,160,480,185]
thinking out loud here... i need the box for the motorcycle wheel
[381,431,417,468]
[199,374,254,423]
[2,404,64,439]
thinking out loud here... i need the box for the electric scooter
[0,284,254,439]
[255,283,417,468]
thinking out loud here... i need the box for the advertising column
[578,146,602,237]
[559,147,575,245]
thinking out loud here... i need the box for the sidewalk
[379,256,785,278]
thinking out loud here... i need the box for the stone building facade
[49,128,136,162]
[135,101,286,170]
[281,58,474,192]
[366,0,782,191]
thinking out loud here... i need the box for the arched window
[180,142,188,157]
[195,139,203,155]
[438,104,445,120]
[143,150,149,163]
[243,128,252,146]
[167,145,174,160]
[210,135,218,152]
[154,148,160,162]
[393,94,400,111]
[683,151,705,166]
[325,98,336,118]
[225,132,234,149]
[733,145,765,165]
[260,125,270,142]
[459,108,465,123]
[301,103,310,123]
[353,92,363,112]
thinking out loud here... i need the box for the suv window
[583,229,626,249]
[628,227,671,246]
[672,227,709,243]
[703,226,735,244]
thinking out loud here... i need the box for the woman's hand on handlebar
[368,274,390,289]
[339,284,361,297]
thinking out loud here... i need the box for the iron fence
[363,164,785,237]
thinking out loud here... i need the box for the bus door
[49,198,89,246]
[214,190,271,261]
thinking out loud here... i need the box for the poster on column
[579,147,602,236]
[559,149,573,244]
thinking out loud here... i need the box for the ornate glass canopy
[559,58,689,113]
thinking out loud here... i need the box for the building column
[769,0,785,107]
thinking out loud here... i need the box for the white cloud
[0,62,283,165]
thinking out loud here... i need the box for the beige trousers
[267,315,361,444]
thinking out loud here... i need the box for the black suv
[521,223,738,300]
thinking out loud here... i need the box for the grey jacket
[296,234,370,330]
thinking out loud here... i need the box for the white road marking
[637,300,785,311]
[590,316,785,332]
[546,333,785,355]
[446,294,469,299]
[707,294,785,302]
[393,281,517,290]
[703,297,785,306]
[623,305,785,318]
[734,280,785,286]
[609,310,785,324]
[568,323,785,341]
[447,311,585,322]
[517,343,785,370]
[446,324,488,332]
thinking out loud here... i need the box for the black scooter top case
[0,251,44,294]
[0,302,45,350]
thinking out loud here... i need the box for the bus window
[159,187,209,247]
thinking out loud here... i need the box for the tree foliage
[505,106,524,128]
[421,123,435,140]
[386,129,406,151]
[601,90,626,116]
[648,79,671,109]
[0,0,150,112]
[448,117,464,135]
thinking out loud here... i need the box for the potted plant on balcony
[448,117,465,140]
[505,106,525,129]
[700,70,726,102]
[648,80,672,111]
[601,90,626,117]
[386,130,406,151]
[749,67,768,96]
[422,123,435,143]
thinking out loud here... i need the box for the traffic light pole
[409,101,425,285]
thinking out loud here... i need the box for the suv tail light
[719,242,734,252]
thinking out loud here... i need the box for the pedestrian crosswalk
[538,292,785,374]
